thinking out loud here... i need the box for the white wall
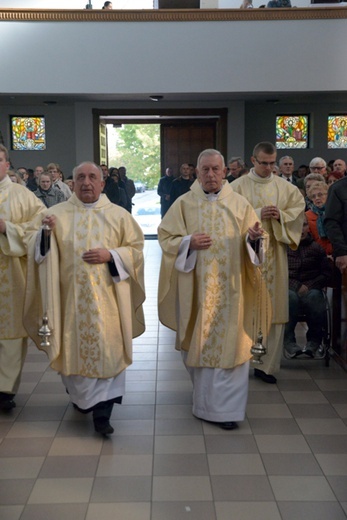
[0,19,345,97]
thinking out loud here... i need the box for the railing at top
[0,7,347,22]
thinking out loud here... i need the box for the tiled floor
[1,240,347,520]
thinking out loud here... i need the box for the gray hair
[306,181,328,200]
[72,162,103,181]
[304,173,324,187]
[279,155,294,166]
[228,156,245,168]
[197,149,225,168]
[309,157,326,168]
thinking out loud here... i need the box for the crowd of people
[1,141,347,434]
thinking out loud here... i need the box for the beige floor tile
[262,453,322,476]
[305,435,347,454]
[153,453,209,476]
[255,434,311,453]
[7,421,60,438]
[97,454,153,476]
[0,438,53,457]
[211,475,274,501]
[155,418,203,435]
[269,475,336,501]
[20,503,88,520]
[281,391,328,404]
[154,435,206,454]
[152,475,212,501]
[28,477,93,504]
[86,502,151,520]
[155,404,192,419]
[48,436,103,456]
[39,455,99,478]
[101,435,154,455]
[246,404,292,419]
[152,502,216,520]
[91,476,151,502]
[208,454,265,475]
[205,433,258,453]
[215,501,281,520]
[110,419,154,435]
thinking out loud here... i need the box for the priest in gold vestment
[232,142,305,384]
[158,149,269,430]
[24,162,145,435]
[0,144,44,411]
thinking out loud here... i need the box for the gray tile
[112,405,155,420]
[0,479,35,505]
[91,476,151,502]
[153,453,209,476]
[327,476,347,501]
[255,435,311,453]
[288,403,339,418]
[208,454,265,475]
[154,435,205,454]
[156,392,192,405]
[269,475,336,501]
[28,477,94,504]
[97,454,153,476]
[0,457,44,479]
[151,501,216,520]
[32,382,65,394]
[278,501,347,520]
[0,506,23,520]
[110,419,154,436]
[205,434,259,454]
[277,380,320,391]
[155,418,203,435]
[157,370,190,381]
[48,436,103,456]
[86,503,150,520]
[39,455,99,477]
[122,392,156,405]
[247,391,285,404]
[20,504,88,520]
[262,453,322,475]
[101,435,154,455]
[215,501,281,520]
[56,419,97,437]
[0,438,53,457]
[6,421,60,438]
[211,475,274,501]
[246,404,292,419]
[281,391,328,404]
[155,404,192,419]
[324,391,347,404]
[296,418,347,435]
[152,476,212,501]
[305,434,347,454]
[248,418,301,435]
[124,370,156,381]
[315,454,347,476]
[17,406,67,422]
[315,379,347,391]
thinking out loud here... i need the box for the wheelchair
[283,288,332,367]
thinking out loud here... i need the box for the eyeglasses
[310,192,325,199]
[255,159,277,168]
[310,166,325,171]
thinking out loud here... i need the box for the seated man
[284,216,331,358]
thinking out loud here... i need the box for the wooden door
[161,121,217,177]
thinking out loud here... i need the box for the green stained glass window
[276,115,308,149]
[11,116,46,150]
[328,116,347,148]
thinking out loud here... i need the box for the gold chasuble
[0,176,44,339]
[158,180,270,370]
[232,171,305,323]
[24,194,145,379]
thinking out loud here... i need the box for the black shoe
[0,392,16,411]
[218,421,238,430]
[254,369,277,384]
[93,418,114,435]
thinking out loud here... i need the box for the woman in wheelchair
[284,216,332,359]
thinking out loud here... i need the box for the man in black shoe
[233,142,305,384]
[0,145,44,411]
[158,149,269,430]
[24,162,145,435]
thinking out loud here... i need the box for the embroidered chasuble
[0,176,44,339]
[158,180,270,370]
[232,170,305,323]
[24,194,145,379]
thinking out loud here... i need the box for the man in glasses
[233,141,305,384]
[309,157,327,179]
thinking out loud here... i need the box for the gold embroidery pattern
[199,201,229,367]
[74,208,104,377]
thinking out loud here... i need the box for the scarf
[311,204,327,238]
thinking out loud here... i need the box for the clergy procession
[3,140,344,436]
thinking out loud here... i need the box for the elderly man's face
[280,158,294,177]
[73,163,104,203]
[228,161,242,179]
[39,175,52,191]
[333,160,346,173]
[310,162,326,175]
[197,154,226,193]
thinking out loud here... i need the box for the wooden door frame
[92,108,228,166]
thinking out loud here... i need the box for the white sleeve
[174,235,197,273]
[110,249,130,282]
[246,235,265,266]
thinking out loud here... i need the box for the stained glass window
[11,116,46,150]
[276,115,308,149]
[328,115,347,149]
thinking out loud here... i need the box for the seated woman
[284,216,332,359]
[305,181,332,256]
